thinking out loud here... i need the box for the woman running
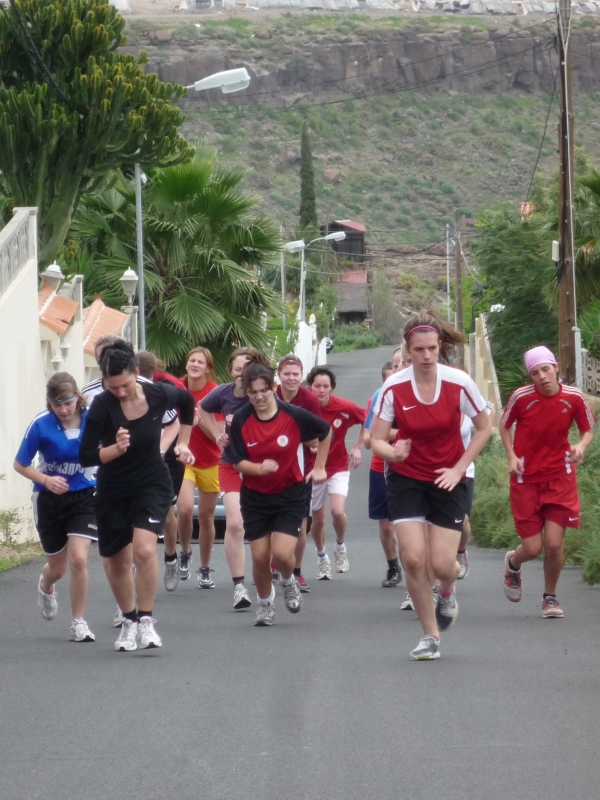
[500,346,594,618]
[79,341,195,652]
[306,366,365,579]
[371,312,492,661]
[14,373,98,642]
[178,347,221,590]
[276,354,322,592]
[229,358,331,627]
[198,347,269,611]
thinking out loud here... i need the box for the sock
[335,541,346,550]
[280,574,293,586]
[123,610,137,623]
[440,586,454,599]
[164,552,177,564]
[457,549,466,555]
[429,634,441,642]
[232,576,244,586]
[317,550,327,559]
[387,558,400,571]
[508,557,519,572]
[258,587,275,606]
[293,567,301,577]
[543,593,556,600]
[137,610,152,620]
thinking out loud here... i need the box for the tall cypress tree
[299,122,318,232]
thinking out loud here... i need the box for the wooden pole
[455,208,465,369]
[557,0,577,384]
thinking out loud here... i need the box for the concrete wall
[470,314,502,419]
[0,211,45,542]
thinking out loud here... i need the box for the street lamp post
[284,232,346,323]
[134,67,251,350]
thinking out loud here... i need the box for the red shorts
[219,462,242,494]
[510,474,580,539]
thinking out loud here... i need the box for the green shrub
[332,324,383,352]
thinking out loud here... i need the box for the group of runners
[14,310,595,660]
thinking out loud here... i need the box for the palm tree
[69,151,282,372]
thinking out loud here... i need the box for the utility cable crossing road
[1,348,599,800]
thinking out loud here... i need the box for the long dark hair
[99,340,136,378]
[241,355,275,393]
[403,310,465,363]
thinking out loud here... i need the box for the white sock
[334,542,346,552]
[317,550,328,559]
[258,587,276,606]
[280,574,293,586]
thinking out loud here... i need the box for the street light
[135,68,251,349]
[284,232,346,323]
[41,262,65,292]
[120,267,139,306]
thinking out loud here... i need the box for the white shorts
[311,471,350,511]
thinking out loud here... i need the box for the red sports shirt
[276,385,321,474]
[502,383,595,484]
[229,399,330,494]
[315,394,366,478]
[366,398,385,474]
[375,364,486,483]
[182,378,222,470]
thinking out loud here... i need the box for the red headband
[278,356,303,371]
[405,324,439,341]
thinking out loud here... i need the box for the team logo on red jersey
[333,419,342,428]
[277,435,289,447]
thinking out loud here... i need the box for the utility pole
[445,223,451,321]
[454,209,464,369]
[557,0,577,384]
[280,224,286,331]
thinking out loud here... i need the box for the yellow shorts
[183,464,220,494]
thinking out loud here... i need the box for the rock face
[138,27,600,101]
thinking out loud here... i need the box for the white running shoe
[164,559,179,592]
[37,574,57,620]
[254,604,275,626]
[316,556,331,580]
[197,567,215,589]
[233,583,252,610]
[334,544,349,573]
[115,619,138,651]
[457,550,469,580]
[137,616,162,649]
[400,593,414,611]
[282,579,302,613]
[410,635,441,661]
[70,618,95,642]
[113,606,125,628]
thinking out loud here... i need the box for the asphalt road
[2,346,600,800]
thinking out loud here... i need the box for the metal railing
[0,208,37,298]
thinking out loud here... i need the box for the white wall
[0,253,46,542]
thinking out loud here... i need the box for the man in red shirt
[306,366,366,579]
[500,345,595,618]
[276,355,321,592]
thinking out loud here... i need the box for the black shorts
[368,469,389,521]
[33,487,98,555]
[465,477,475,517]
[386,471,468,532]
[303,479,313,519]
[240,483,305,542]
[165,459,185,505]
[94,483,173,557]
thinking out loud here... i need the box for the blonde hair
[185,347,218,384]
[46,372,86,413]
[403,310,465,363]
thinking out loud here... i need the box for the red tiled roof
[38,280,79,336]
[335,220,366,233]
[83,298,128,355]
[339,270,368,284]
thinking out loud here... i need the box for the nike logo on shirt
[148,518,161,524]
[248,442,258,447]
[403,405,416,411]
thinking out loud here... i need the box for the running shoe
[410,635,441,661]
[113,606,124,628]
[542,596,564,618]
[164,559,179,592]
[282,579,302,613]
[254,604,275,627]
[137,616,162,649]
[435,588,458,631]
[503,550,522,602]
[382,566,402,587]
[115,619,138,651]
[334,544,349,573]
[457,550,469,580]
[297,574,311,593]
[401,593,414,611]
[37,574,57,620]
[197,567,215,589]
[178,551,192,581]
[70,618,95,642]
[316,556,331,581]
[233,583,252,610]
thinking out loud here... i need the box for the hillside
[123,11,600,283]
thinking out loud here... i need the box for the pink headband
[524,345,557,373]
[405,325,439,341]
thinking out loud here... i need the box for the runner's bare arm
[435,408,493,490]
[234,459,279,476]
[160,417,180,454]
[571,429,594,466]
[499,418,524,476]
[349,425,365,468]
[306,429,332,484]
[13,461,69,494]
